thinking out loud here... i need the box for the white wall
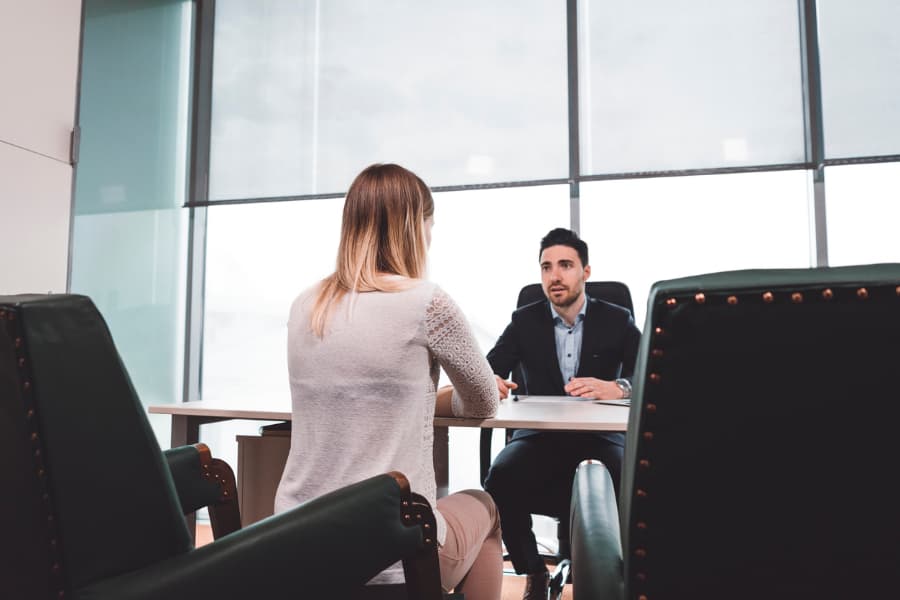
[0,1,83,294]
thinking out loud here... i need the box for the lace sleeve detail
[425,287,499,418]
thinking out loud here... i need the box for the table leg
[433,425,449,498]
[170,414,201,448]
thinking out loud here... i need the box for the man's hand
[564,377,621,400]
[495,375,518,400]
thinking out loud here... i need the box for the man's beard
[549,287,582,309]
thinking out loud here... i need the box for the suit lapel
[534,302,565,392]
[577,297,600,378]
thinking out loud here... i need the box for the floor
[498,565,574,600]
[195,524,573,599]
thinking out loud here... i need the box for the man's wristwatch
[615,378,632,399]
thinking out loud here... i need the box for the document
[513,395,591,403]
[513,395,630,407]
[592,398,631,407]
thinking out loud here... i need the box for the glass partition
[71,0,193,445]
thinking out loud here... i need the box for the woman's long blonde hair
[310,163,434,337]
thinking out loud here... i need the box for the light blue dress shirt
[550,296,589,386]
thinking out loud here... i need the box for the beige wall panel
[0,143,72,294]
[0,1,83,162]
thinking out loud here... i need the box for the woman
[274,163,502,599]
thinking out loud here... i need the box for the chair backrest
[621,264,900,598]
[1,294,191,599]
[515,281,634,315]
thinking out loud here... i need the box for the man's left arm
[486,319,520,379]
[566,313,642,400]
[620,314,641,380]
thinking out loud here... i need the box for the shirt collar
[549,294,589,326]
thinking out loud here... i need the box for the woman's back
[276,279,442,513]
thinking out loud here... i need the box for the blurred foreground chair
[1,294,443,600]
[569,264,900,599]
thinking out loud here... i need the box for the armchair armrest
[163,443,241,538]
[570,459,624,600]
[73,472,439,600]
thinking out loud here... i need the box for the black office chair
[1,294,444,600]
[480,281,633,597]
[569,264,900,599]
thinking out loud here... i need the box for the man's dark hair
[539,228,589,267]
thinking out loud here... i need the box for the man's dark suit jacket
[486,294,641,441]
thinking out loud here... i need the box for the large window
[200,199,344,470]
[209,0,568,200]
[817,0,900,158]
[578,0,805,174]
[175,0,900,497]
[203,199,343,402]
[825,163,900,266]
[429,186,571,353]
[580,171,811,327]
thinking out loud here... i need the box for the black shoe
[522,570,550,600]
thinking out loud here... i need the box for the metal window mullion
[67,2,88,292]
[567,0,581,233]
[798,0,828,267]
[183,0,216,403]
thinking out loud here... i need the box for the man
[483,227,641,600]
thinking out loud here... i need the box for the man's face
[540,244,591,309]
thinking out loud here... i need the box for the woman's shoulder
[299,281,325,301]
[289,281,324,317]
[385,277,439,300]
[421,282,469,323]
[382,279,444,317]
[369,279,457,319]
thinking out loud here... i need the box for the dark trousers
[483,431,624,575]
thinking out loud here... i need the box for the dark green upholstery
[1,296,58,599]
[1,294,441,600]
[569,460,621,600]
[570,264,900,599]
[164,444,227,516]
[2,294,190,596]
[75,475,434,600]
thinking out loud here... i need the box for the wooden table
[149,395,629,498]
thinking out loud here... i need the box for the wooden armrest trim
[194,442,242,538]
[387,470,411,497]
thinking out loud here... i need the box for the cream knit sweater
[274,278,498,583]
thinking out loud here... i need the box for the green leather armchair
[569,264,900,599]
[1,294,442,600]
[163,441,242,539]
